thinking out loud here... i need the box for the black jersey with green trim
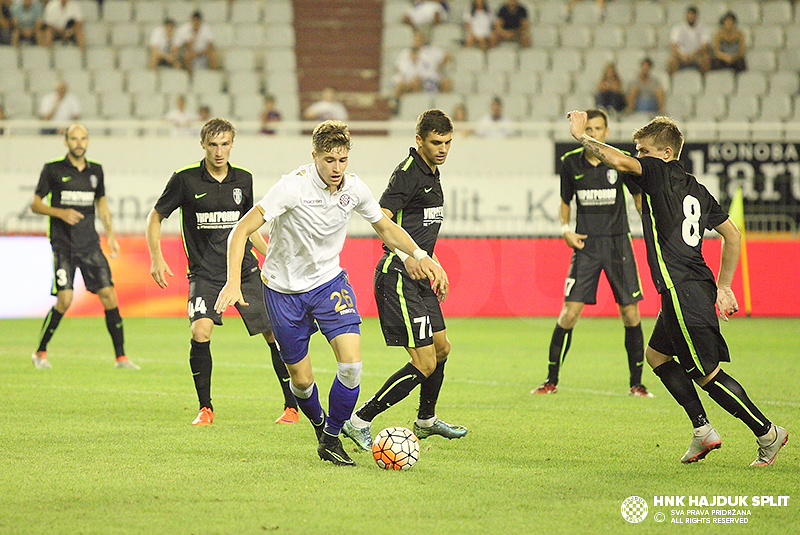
[35,156,105,253]
[631,157,729,294]
[560,147,640,236]
[379,147,443,256]
[153,160,258,283]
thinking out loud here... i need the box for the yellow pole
[728,187,752,316]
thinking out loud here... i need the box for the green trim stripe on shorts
[666,286,705,374]
[395,272,416,348]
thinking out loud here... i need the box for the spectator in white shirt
[392,31,452,104]
[476,96,514,138]
[668,5,711,74]
[39,81,80,134]
[463,0,495,51]
[42,0,84,48]
[303,87,348,122]
[164,95,197,135]
[403,0,447,38]
[175,10,219,73]
[149,18,181,70]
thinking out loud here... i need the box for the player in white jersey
[215,120,448,466]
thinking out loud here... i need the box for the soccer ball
[372,426,420,470]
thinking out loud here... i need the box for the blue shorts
[263,271,362,364]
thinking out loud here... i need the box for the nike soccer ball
[372,426,420,470]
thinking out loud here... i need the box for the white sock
[757,424,777,446]
[693,423,713,437]
[416,415,437,428]
[349,412,370,429]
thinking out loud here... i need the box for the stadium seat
[224,48,257,72]
[265,24,296,48]
[634,2,664,25]
[228,71,262,95]
[0,70,26,93]
[265,49,296,73]
[133,92,166,119]
[735,71,767,96]
[99,92,133,119]
[134,1,165,24]
[234,23,268,49]
[728,1,761,25]
[199,1,229,22]
[550,49,583,73]
[538,1,567,24]
[432,93,464,116]
[20,47,52,71]
[604,2,632,25]
[670,69,703,96]
[486,48,518,73]
[382,24,414,50]
[531,25,559,49]
[759,94,792,121]
[582,48,616,82]
[451,70,475,94]
[666,93,694,121]
[264,72,297,97]
[625,26,656,49]
[232,93,264,122]
[231,0,263,23]
[399,93,434,120]
[27,69,59,94]
[0,47,18,70]
[453,48,485,73]
[665,2,692,25]
[559,25,592,49]
[76,0,99,22]
[110,22,143,47]
[103,0,133,23]
[159,69,190,94]
[93,70,125,95]
[127,69,158,95]
[694,93,727,120]
[3,92,34,118]
[761,0,792,24]
[118,47,148,71]
[430,24,462,48]
[79,92,99,119]
[85,47,117,71]
[529,94,563,121]
[752,26,785,50]
[192,70,225,95]
[768,72,799,95]
[726,94,759,120]
[84,22,109,46]
[562,93,595,117]
[518,48,550,73]
[383,0,408,25]
[540,71,573,94]
[777,48,800,72]
[53,48,84,71]
[592,24,624,49]
[704,70,735,96]
[58,69,92,95]
[197,93,232,118]
[616,49,646,82]
[507,71,540,96]
[746,50,777,73]
[209,24,235,48]
[476,72,507,94]
[264,2,293,24]
[166,2,195,22]
[569,1,603,24]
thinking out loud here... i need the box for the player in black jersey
[146,118,297,426]
[30,124,137,370]
[567,111,788,466]
[532,109,652,397]
[343,109,467,452]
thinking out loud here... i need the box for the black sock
[547,325,572,384]
[625,324,644,386]
[701,369,771,436]
[418,359,447,420]
[356,362,426,422]
[104,307,125,358]
[36,306,64,352]
[653,360,709,428]
[190,340,213,411]
[268,341,296,409]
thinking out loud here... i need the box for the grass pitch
[1,316,797,535]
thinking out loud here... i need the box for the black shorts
[188,268,271,336]
[648,280,730,379]
[51,245,113,295]
[374,255,445,348]
[564,234,643,306]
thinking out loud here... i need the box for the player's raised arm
[146,207,173,288]
[214,205,266,313]
[567,110,643,176]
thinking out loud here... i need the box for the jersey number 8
[681,195,702,247]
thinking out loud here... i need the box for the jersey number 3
[681,195,701,247]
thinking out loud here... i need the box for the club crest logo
[621,496,648,523]
[90,175,98,189]
[607,169,618,184]
[339,193,351,208]
[233,188,243,205]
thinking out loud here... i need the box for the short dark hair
[192,10,202,19]
[586,108,609,127]
[416,109,453,140]
[641,57,653,68]
[312,120,351,153]
[200,118,235,143]
[164,18,175,25]
[720,11,737,24]
[632,116,684,158]
[687,6,698,15]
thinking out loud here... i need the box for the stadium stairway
[293,0,393,121]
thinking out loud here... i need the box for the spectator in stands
[259,94,282,135]
[0,103,6,135]
[595,62,626,115]
[392,31,452,105]
[39,81,80,135]
[463,0,495,51]
[452,102,473,137]
[42,0,84,49]
[711,11,746,73]
[402,0,447,38]
[303,87,348,122]
[164,95,196,135]
[148,18,181,70]
[10,0,45,47]
[490,0,530,48]
[0,0,12,45]
[197,105,211,123]
[175,10,219,73]
[668,5,710,75]
[626,57,665,116]
[476,96,514,137]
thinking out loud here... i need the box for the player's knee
[645,346,669,369]
[336,361,362,389]
[190,324,212,343]
[435,338,451,360]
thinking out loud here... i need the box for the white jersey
[258,162,383,293]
